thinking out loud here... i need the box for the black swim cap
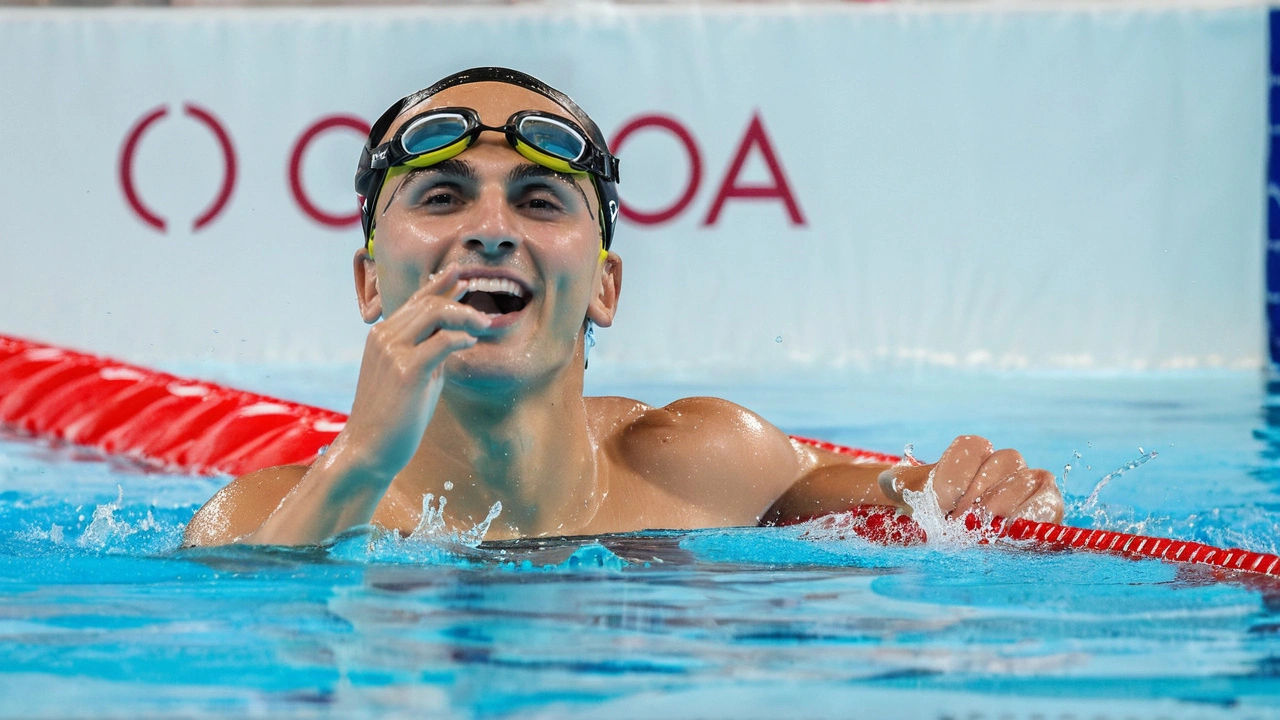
[355,67,620,250]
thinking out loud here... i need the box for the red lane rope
[1,333,1276,577]
[0,335,345,476]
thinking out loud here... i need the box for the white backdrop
[0,3,1268,378]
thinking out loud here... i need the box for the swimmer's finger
[406,303,491,345]
[412,329,479,368]
[972,467,1044,518]
[1008,474,1065,523]
[951,449,1025,518]
[380,285,488,343]
[405,268,465,301]
[931,435,994,515]
[878,463,934,512]
[386,273,470,329]
[393,279,468,323]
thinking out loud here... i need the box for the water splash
[899,443,919,467]
[900,475,995,548]
[77,485,135,549]
[407,493,502,548]
[1081,448,1159,511]
[1062,450,1082,489]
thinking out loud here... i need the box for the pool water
[2,367,1279,718]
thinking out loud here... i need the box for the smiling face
[354,82,622,391]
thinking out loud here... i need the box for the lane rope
[1,333,1276,577]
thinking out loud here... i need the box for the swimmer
[183,67,1063,547]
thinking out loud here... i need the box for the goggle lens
[401,113,471,154]
[517,116,587,162]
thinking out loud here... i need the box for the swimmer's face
[354,82,621,388]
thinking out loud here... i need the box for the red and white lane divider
[0,334,345,477]
[1,333,1276,577]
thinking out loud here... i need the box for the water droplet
[775,336,783,343]
[443,481,453,491]
[1081,447,1159,510]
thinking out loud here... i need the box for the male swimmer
[183,67,1063,547]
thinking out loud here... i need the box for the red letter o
[609,115,702,226]
[288,115,370,228]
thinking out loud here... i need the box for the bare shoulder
[596,396,804,515]
[182,464,310,547]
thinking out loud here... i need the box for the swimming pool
[2,366,1278,718]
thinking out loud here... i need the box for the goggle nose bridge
[393,109,591,170]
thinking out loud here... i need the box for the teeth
[464,277,525,297]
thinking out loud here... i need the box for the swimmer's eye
[410,184,465,211]
[514,185,572,216]
[422,192,458,207]
[523,197,562,212]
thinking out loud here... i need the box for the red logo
[288,115,371,228]
[118,103,237,232]
[118,106,804,232]
[610,111,805,228]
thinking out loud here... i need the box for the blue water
[2,368,1279,718]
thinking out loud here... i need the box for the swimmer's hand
[879,435,1064,523]
[242,269,492,546]
[338,268,492,475]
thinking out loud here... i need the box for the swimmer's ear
[353,248,383,323]
[586,251,622,328]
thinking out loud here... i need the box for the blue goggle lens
[401,114,471,154]
[518,116,586,161]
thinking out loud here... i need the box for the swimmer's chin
[442,351,543,389]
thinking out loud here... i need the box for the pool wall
[0,2,1269,377]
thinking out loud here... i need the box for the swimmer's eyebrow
[381,159,477,213]
[506,163,592,209]
[400,158,477,186]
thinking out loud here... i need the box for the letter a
[703,112,806,227]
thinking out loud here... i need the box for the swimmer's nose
[464,233,519,257]
[462,192,521,258]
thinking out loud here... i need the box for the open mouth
[459,277,530,316]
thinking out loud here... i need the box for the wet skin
[183,83,1064,547]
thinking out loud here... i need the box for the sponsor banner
[0,5,1267,377]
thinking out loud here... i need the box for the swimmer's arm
[759,452,894,526]
[182,464,310,547]
[762,436,1065,526]
[624,397,869,526]
[184,438,401,547]
[184,268,491,548]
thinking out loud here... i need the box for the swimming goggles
[358,107,620,255]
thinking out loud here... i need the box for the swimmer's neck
[403,363,603,537]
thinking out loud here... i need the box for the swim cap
[355,67,620,250]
